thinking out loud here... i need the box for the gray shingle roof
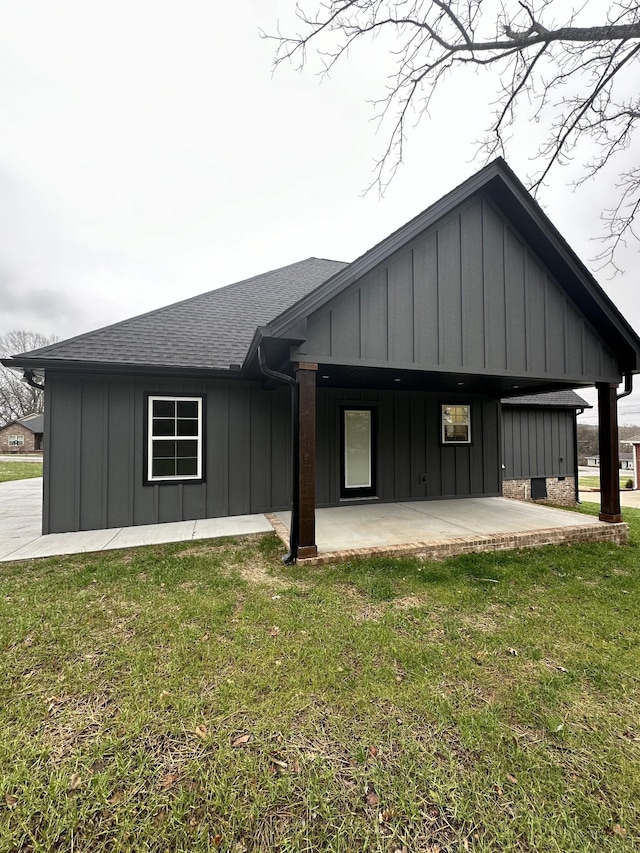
[18,413,44,433]
[501,390,591,409]
[14,258,347,371]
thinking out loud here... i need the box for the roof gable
[294,193,620,384]
[267,159,640,374]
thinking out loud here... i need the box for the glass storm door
[341,407,377,499]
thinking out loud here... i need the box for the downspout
[257,344,299,564]
[617,373,634,490]
[617,372,633,401]
[574,408,583,504]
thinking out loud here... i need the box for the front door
[340,406,377,499]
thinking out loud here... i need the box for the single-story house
[620,454,634,471]
[624,438,640,490]
[4,159,640,559]
[0,413,44,454]
[584,452,634,470]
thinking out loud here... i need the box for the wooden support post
[597,382,623,523]
[295,362,318,559]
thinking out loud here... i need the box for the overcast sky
[1,0,638,422]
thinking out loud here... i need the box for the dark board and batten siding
[315,390,501,506]
[43,374,502,533]
[43,373,291,534]
[502,407,575,479]
[297,195,619,384]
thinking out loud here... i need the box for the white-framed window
[441,404,471,444]
[146,395,204,483]
[8,434,25,447]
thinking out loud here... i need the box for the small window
[8,435,24,447]
[441,404,471,444]
[146,395,204,483]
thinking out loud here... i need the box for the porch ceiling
[313,363,590,397]
[274,497,626,562]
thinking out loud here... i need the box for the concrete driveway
[0,477,272,562]
[0,478,44,559]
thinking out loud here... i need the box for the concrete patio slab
[275,497,625,563]
[0,478,43,561]
[6,528,122,561]
[193,514,273,539]
[106,521,196,549]
[0,478,274,562]
[0,478,629,565]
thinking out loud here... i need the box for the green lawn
[0,460,43,483]
[1,504,638,851]
[578,472,633,491]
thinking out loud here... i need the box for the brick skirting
[265,512,628,566]
[502,476,576,506]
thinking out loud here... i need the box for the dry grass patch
[39,692,117,763]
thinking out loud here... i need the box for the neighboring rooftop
[501,390,591,409]
[19,414,44,433]
[0,414,45,433]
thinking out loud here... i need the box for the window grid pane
[148,396,203,481]
[442,405,471,444]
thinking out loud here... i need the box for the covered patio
[270,497,628,565]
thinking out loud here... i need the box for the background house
[0,413,44,454]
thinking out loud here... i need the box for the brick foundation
[265,512,628,566]
[502,476,576,507]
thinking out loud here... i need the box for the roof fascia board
[242,322,309,373]
[489,171,640,366]
[1,357,242,381]
[501,401,592,409]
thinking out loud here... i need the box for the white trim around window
[146,395,204,483]
[441,404,471,445]
[8,434,25,447]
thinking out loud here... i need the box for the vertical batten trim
[357,288,362,360]
[543,273,548,373]
[562,297,568,375]
[458,214,464,367]
[102,382,109,529]
[128,383,135,526]
[223,384,229,516]
[74,380,82,529]
[411,248,416,364]
[480,199,487,370]
[523,249,529,373]
[385,268,390,362]
[435,230,441,365]
[502,222,510,371]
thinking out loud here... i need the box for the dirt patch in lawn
[39,691,117,763]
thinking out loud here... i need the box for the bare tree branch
[266,1,640,270]
[0,331,57,427]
